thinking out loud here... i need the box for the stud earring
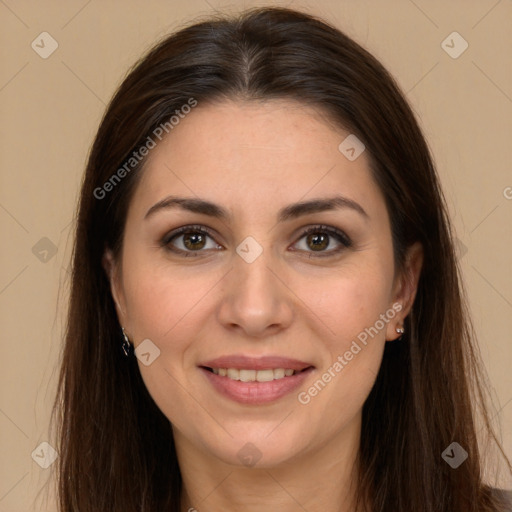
[396,326,405,335]
[121,327,131,356]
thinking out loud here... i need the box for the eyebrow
[144,195,369,222]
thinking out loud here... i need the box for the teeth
[211,368,299,381]
[227,368,240,380]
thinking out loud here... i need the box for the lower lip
[200,367,314,405]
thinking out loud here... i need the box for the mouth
[198,356,315,404]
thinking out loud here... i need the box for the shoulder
[490,488,512,511]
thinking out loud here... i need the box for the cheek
[121,254,219,341]
[297,260,393,410]
[309,261,394,348]
[119,259,216,429]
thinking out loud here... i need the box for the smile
[200,366,314,404]
[206,367,300,381]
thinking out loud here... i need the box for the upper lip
[200,355,314,371]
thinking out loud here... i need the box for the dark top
[491,488,512,511]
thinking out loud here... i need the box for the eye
[291,225,352,257]
[161,225,222,256]
[161,224,352,258]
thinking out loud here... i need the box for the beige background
[0,0,511,510]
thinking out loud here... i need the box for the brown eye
[162,225,222,256]
[182,232,207,251]
[292,225,352,257]
[306,232,329,251]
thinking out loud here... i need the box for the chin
[203,429,307,469]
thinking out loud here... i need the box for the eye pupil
[307,233,329,251]
[183,232,206,250]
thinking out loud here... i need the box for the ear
[385,241,423,341]
[102,248,127,325]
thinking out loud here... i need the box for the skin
[104,99,423,512]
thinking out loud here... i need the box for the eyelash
[161,224,352,258]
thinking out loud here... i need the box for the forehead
[145,99,348,171]
[131,98,385,221]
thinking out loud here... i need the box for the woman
[52,6,511,511]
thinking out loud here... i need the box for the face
[105,99,422,469]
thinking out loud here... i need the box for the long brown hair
[52,6,511,511]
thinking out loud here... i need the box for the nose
[216,245,294,338]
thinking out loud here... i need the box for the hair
[52,6,511,512]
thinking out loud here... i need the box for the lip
[199,355,313,371]
[198,354,315,405]
[200,366,315,404]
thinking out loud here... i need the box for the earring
[121,327,131,356]
[396,326,405,336]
